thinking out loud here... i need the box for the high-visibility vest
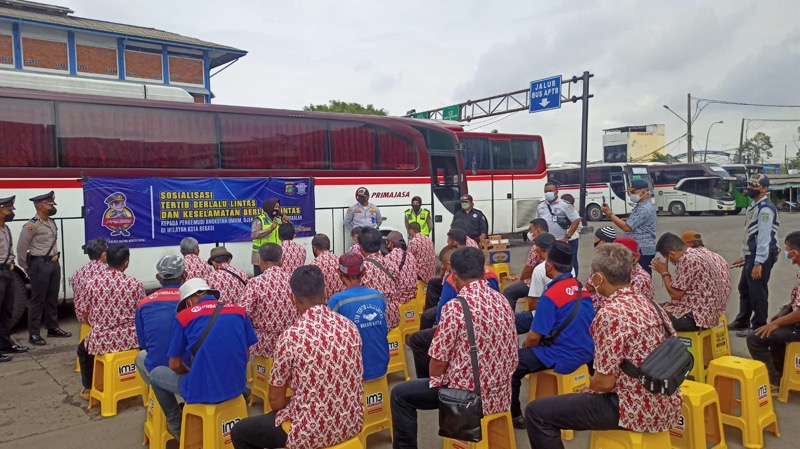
[252,214,280,251]
[405,208,430,236]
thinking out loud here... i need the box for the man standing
[180,237,211,281]
[730,174,780,337]
[310,234,344,299]
[406,222,435,283]
[252,198,288,276]
[17,191,71,345]
[344,187,381,232]
[0,196,27,361]
[601,179,657,274]
[404,196,432,237]
[279,222,306,274]
[205,246,248,304]
[451,194,488,243]
[503,218,549,309]
[536,183,581,244]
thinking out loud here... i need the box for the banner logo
[101,192,135,237]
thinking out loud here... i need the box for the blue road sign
[529,75,562,113]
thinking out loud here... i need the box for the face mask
[412,205,421,213]
[746,188,761,199]
[46,207,57,216]
[785,250,797,265]
[544,192,556,202]
[270,209,280,217]
[461,202,470,210]
[593,240,600,248]
[3,212,13,222]
[629,194,641,203]
[527,232,534,241]
[358,195,368,204]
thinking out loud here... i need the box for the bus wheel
[9,270,28,329]
[728,208,742,215]
[669,202,686,216]
[687,212,702,216]
[586,204,603,221]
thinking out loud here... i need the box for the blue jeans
[515,311,534,335]
[150,366,185,433]
[569,239,579,277]
[134,350,151,386]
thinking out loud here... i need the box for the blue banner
[83,177,314,248]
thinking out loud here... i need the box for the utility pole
[577,71,593,227]
[687,93,693,162]
[738,118,745,163]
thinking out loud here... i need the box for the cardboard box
[484,249,511,264]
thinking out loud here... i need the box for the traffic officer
[451,194,488,243]
[730,174,780,338]
[404,196,432,236]
[344,187,381,232]
[17,191,71,345]
[536,182,581,243]
[251,198,288,276]
[0,196,28,361]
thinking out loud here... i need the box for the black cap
[547,241,573,266]
[534,233,556,251]
[29,191,56,205]
[630,180,648,190]
[0,196,15,210]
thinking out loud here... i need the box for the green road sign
[442,104,459,121]
[411,111,429,119]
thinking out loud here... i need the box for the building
[602,124,666,162]
[0,0,246,103]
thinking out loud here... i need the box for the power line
[693,97,800,108]
[467,111,521,131]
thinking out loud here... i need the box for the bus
[547,163,653,221]
[645,163,737,216]
[721,164,763,214]
[0,85,466,324]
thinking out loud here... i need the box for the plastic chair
[246,359,253,384]
[712,315,732,359]
[180,396,248,449]
[778,341,800,403]
[669,380,726,449]
[281,421,364,448]
[143,387,174,449]
[488,263,510,292]
[707,356,780,449]
[588,430,671,449]
[441,411,516,449]
[359,376,392,445]
[75,323,91,372]
[415,280,427,314]
[386,328,410,381]
[676,327,714,382]
[88,349,147,417]
[398,300,420,342]
[249,356,272,412]
[526,366,590,440]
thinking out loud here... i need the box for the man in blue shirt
[511,242,595,429]
[134,255,186,385]
[149,278,257,439]
[328,252,389,381]
[601,179,657,274]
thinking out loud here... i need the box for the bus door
[489,140,513,235]
[431,153,463,246]
[610,172,628,214]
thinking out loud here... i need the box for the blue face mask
[544,192,556,202]
[785,250,796,265]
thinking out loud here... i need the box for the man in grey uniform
[17,191,71,346]
[536,182,581,242]
[0,196,29,361]
[344,187,381,232]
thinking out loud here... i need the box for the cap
[177,278,220,312]
[207,246,233,265]
[595,226,616,243]
[385,231,405,245]
[156,255,185,280]
[459,194,473,202]
[29,191,56,205]
[680,230,702,245]
[547,241,573,266]
[0,195,15,210]
[630,180,649,190]
[104,192,126,204]
[356,187,370,197]
[534,233,556,251]
[338,251,364,276]
[748,173,769,187]
[614,237,639,254]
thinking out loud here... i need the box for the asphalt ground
[1,213,798,449]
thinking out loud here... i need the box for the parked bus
[645,163,737,216]
[721,164,763,214]
[0,85,465,324]
[547,163,653,221]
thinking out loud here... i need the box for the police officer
[17,191,71,345]
[0,196,29,361]
[344,187,381,232]
[404,196,432,236]
[536,182,581,243]
[251,198,288,276]
[730,174,780,338]
[451,194,488,243]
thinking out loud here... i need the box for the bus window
[610,172,626,199]
[219,114,326,169]
[376,129,418,170]
[460,137,491,171]
[431,154,461,213]
[492,141,512,170]
[329,122,376,170]
[510,139,539,170]
[57,103,216,168]
[0,98,55,167]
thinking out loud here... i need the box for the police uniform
[451,195,488,241]
[17,191,70,344]
[535,198,580,241]
[0,196,28,359]
[344,188,381,232]
[404,208,432,236]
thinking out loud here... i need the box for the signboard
[411,111,429,119]
[529,75,562,113]
[83,177,315,249]
[442,104,460,121]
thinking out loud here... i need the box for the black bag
[438,296,484,442]
[546,202,573,230]
[620,298,693,396]
[539,282,583,347]
[190,301,223,362]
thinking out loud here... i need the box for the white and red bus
[0,82,466,320]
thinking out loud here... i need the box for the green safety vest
[405,209,431,236]
[252,214,280,251]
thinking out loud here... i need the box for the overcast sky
[72,0,799,164]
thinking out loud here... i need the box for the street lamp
[663,94,693,161]
[703,120,724,162]
[662,104,686,124]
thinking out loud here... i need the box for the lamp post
[703,120,723,162]
[663,103,693,161]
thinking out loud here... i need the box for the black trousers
[230,411,288,449]
[734,255,774,329]
[391,379,440,449]
[424,277,443,311]
[0,271,15,348]
[27,258,61,334]
[525,393,621,449]
[746,324,800,385]
[638,253,654,276]
[511,348,548,418]
[77,340,95,389]
[666,310,700,332]
[408,328,435,379]
[503,281,529,311]
[253,265,262,277]
[419,307,437,331]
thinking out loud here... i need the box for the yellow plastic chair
[415,280,427,314]
[249,356,272,412]
[669,380,726,449]
[398,300,420,342]
[143,387,174,449]
[441,411,516,449]
[75,323,91,372]
[88,349,147,417]
[179,396,248,449]
[778,341,800,403]
[386,328,410,381]
[281,421,364,448]
[589,430,671,449]
[712,315,731,359]
[359,376,392,445]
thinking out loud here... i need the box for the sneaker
[736,328,755,338]
[80,389,90,401]
[512,415,526,429]
[727,321,748,331]
[771,384,780,397]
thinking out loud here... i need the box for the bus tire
[728,208,742,215]
[9,269,28,329]
[669,201,686,216]
[586,204,603,221]
[687,211,702,216]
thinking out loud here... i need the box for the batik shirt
[665,247,730,328]
[362,252,399,330]
[183,253,211,281]
[71,259,107,323]
[84,269,145,355]
[206,263,248,304]
[240,266,299,357]
[310,250,345,299]
[280,240,307,275]
[384,248,419,304]
[524,245,542,287]
[407,234,436,283]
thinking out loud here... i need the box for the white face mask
[527,232,534,241]
[544,192,556,202]
[629,193,641,203]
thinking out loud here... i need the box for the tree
[740,131,773,164]
[649,153,669,163]
[304,100,388,116]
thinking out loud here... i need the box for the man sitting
[206,246,248,303]
[180,237,211,281]
[150,278,257,439]
[406,222,436,283]
[231,266,363,449]
[384,231,419,306]
[614,238,654,302]
[279,222,306,274]
[358,227,399,330]
[503,218,549,310]
[309,233,344,299]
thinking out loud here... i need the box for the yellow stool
[526,366,590,440]
[669,380,726,449]
[712,315,731,359]
[250,356,272,412]
[488,263,510,292]
[707,356,780,449]
[180,396,249,449]
[88,349,147,417]
[778,341,800,403]
[246,360,253,384]
[398,300,420,342]
[441,411,516,449]
[415,280,427,315]
[387,328,410,381]
[143,387,174,449]
[281,421,364,448]
[75,323,91,372]
[589,430,671,449]
[360,376,392,445]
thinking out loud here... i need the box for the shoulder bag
[220,267,248,287]
[190,301,224,362]
[539,282,583,347]
[365,257,395,281]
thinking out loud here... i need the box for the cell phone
[602,195,606,205]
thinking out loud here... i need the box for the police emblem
[285,182,295,196]
[296,181,308,195]
[101,192,135,237]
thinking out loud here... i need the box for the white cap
[177,278,220,311]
